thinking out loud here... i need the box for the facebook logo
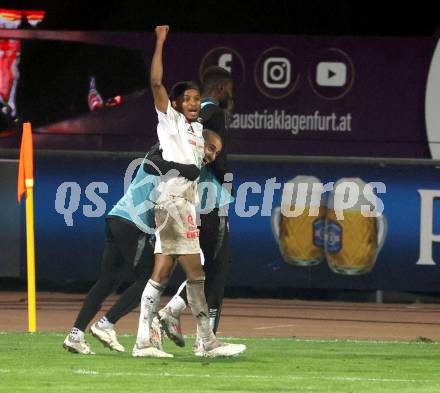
[218,53,232,72]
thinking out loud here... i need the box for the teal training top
[109,155,233,233]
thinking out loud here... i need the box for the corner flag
[17,122,37,332]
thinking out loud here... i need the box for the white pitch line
[8,367,439,384]
[328,376,422,383]
[299,338,440,345]
[78,371,435,384]
[254,324,296,330]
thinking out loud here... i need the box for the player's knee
[151,269,171,285]
[186,266,205,281]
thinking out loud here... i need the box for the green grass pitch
[1,332,440,393]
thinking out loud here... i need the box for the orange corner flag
[17,122,34,203]
[17,122,37,332]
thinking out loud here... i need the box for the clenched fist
[155,25,169,42]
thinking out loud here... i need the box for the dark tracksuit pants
[74,216,154,331]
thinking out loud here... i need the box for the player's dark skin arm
[143,144,200,181]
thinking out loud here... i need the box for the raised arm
[151,25,169,113]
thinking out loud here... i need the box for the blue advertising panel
[0,159,21,277]
[227,159,440,292]
[6,153,440,292]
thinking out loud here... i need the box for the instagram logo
[255,47,298,99]
[263,57,291,88]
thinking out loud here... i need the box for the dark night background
[2,0,439,36]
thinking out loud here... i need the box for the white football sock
[97,316,113,330]
[165,293,187,317]
[70,327,84,341]
[136,279,165,347]
[186,277,217,347]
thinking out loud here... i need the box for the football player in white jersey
[132,25,245,358]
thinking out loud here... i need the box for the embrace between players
[63,25,246,358]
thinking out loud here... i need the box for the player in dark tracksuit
[156,66,234,344]
[63,142,200,355]
[198,89,233,333]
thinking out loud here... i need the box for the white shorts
[153,196,200,255]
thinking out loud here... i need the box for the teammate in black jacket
[155,66,234,347]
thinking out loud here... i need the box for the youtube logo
[316,62,347,86]
[309,48,353,99]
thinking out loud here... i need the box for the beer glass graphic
[324,177,387,275]
[271,175,326,266]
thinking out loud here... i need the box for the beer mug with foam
[325,177,387,275]
[271,175,326,266]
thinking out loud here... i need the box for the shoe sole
[159,317,185,348]
[63,343,79,354]
[204,351,242,358]
[132,352,173,358]
[62,343,95,355]
[203,344,246,358]
[90,327,124,353]
[132,348,174,358]
[150,318,164,351]
[193,351,241,358]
